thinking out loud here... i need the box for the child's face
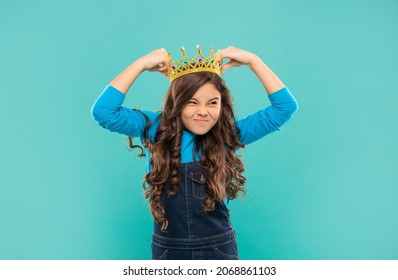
[181,83,221,135]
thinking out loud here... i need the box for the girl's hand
[138,48,170,77]
[215,46,258,73]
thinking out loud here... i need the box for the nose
[197,107,208,117]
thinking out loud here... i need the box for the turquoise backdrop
[1,0,397,260]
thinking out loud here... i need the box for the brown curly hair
[134,72,246,231]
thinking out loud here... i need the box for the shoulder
[138,110,162,141]
[139,110,161,122]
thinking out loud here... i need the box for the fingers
[221,62,233,73]
[216,46,236,60]
[215,46,246,73]
[157,65,167,72]
[144,48,170,71]
[147,66,167,76]
[148,64,167,73]
[155,48,170,69]
[221,60,242,73]
[161,48,171,69]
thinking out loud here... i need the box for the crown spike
[167,45,222,83]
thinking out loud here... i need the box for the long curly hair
[139,72,246,231]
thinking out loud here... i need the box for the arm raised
[216,46,285,94]
[109,48,170,94]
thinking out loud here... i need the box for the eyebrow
[190,97,220,102]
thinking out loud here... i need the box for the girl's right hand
[138,48,170,77]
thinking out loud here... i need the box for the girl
[91,46,298,260]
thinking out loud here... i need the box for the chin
[192,129,210,135]
[184,121,216,135]
[186,125,212,135]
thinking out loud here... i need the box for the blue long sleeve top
[91,85,298,171]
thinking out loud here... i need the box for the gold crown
[167,45,222,82]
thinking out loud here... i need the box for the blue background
[1,0,397,259]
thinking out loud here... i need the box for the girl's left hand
[215,46,257,73]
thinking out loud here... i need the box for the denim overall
[151,162,239,260]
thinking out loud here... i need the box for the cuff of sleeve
[105,85,125,97]
[100,85,126,104]
[268,87,293,102]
